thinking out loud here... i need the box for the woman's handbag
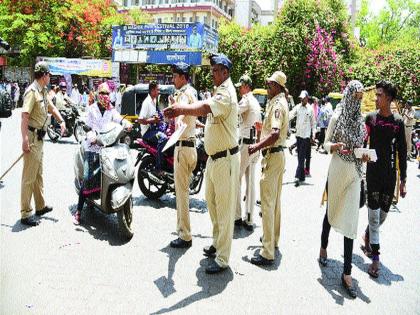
[360,179,366,208]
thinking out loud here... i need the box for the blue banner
[146,51,202,65]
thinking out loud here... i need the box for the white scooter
[74,122,135,240]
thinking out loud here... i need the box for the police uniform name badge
[162,123,187,152]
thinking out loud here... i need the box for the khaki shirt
[403,108,415,127]
[261,93,289,148]
[238,92,261,139]
[174,84,197,140]
[22,81,54,130]
[204,77,239,156]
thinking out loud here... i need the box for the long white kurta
[324,114,361,240]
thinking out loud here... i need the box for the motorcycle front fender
[111,183,133,210]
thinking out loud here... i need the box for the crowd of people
[14,55,413,300]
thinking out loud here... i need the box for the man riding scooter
[137,81,169,176]
[72,83,132,225]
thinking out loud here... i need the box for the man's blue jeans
[142,129,168,171]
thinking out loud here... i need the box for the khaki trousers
[205,152,240,268]
[21,131,45,219]
[174,145,197,241]
[235,144,258,224]
[405,126,412,155]
[260,151,285,260]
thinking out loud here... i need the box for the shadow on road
[133,195,207,214]
[351,253,404,286]
[68,204,130,246]
[150,258,234,314]
[154,244,190,298]
[242,247,282,271]
[317,258,371,304]
[233,224,256,239]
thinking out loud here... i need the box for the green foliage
[356,0,420,48]
[196,0,352,98]
[0,0,151,66]
[347,42,420,103]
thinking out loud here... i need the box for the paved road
[1,109,419,314]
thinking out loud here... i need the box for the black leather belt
[210,146,239,161]
[28,126,38,132]
[262,146,284,157]
[239,138,255,145]
[175,140,195,147]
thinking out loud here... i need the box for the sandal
[360,245,373,258]
[318,248,328,267]
[341,274,357,299]
[368,262,380,278]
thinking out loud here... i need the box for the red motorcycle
[134,133,207,200]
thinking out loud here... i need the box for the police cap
[171,62,191,76]
[235,74,252,88]
[34,61,50,74]
[210,53,232,70]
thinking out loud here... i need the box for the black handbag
[360,179,366,208]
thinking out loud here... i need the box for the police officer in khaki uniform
[402,99,415,157]
[169,62,198,248]
[234,74,261,231]
[248,71,289,265]
[20,61,66,226]
[164,54,239,274]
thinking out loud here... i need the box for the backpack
[0,89,13,118]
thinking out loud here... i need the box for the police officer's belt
[175,140,195,147]
[239,138,255,145]
[262,146,285,157]
[210,146,239,161]
[28,126,41,132]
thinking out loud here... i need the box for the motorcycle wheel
[74,122,86,143]
[117,198,134,240]
[137,155,167,200]
[47,125,60,143]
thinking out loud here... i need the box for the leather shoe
[170,238,192,248]
[243,222,254,231]
[203,245,216,258]
[205,260,227,274]
[251,254,273,266]
[21,217,39,226]
[35,206,53,216]
[234,218,243,226]
[341,274,357,298]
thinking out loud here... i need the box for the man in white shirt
[234,74,261,231]
[138,81,167,173]
[289,90,316,186]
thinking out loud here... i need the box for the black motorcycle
[47,105,86,143]
[135,135,207,200]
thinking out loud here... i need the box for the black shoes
[234,218,243,226]
[170,238,192,248]
[35,206,53,216]
[341,274,357,299]
[203,245,216,258]
[205,260,227,274]
[21,217,39,226]
[251,254,274,266]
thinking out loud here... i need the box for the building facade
[234,0,261,28]
[119,0,234,30]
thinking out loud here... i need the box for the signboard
[146,51,202,65]
[138,73,173,85]
[37,57,112,77]
[112,23,218,51]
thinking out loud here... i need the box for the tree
[356,0,420,48]
[0,0,150,66]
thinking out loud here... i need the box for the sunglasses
[99,92,109,95]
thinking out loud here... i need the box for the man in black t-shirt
[363,80,407,278]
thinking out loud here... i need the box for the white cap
[299,90,309,99]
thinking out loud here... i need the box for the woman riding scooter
[73,83,132,225]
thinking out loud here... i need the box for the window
[123,0,128,6]
[189,17,193,22]
[158,18,162,23]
